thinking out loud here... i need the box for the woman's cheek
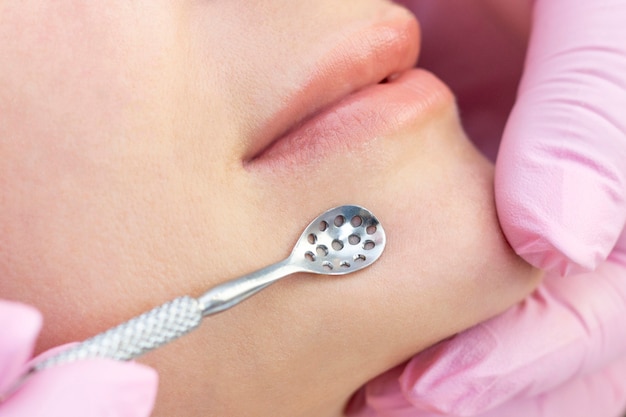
[221,103,542,403]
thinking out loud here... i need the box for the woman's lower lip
[246,69,453,171]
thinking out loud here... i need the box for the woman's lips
[242,8,422,165]
[247,68,453,170]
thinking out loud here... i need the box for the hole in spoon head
[319,221,329,232]
[350,216,363,227]
[316,245,329,257]
[366,225,377,235]
[307,233,317,244]
[304,252,316,262]
[348,234,361,245]
[340,261,351,268]
[334,215,345,227]
[332,239,344,251]
[322,261,333,271]
[354,254,366,262]
[363,240,375,250]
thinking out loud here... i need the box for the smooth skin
[0,1,539,416]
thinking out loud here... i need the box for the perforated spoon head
[290,205,386,275]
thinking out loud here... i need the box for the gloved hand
[398,0,626,274]
[348,0,626,416]
[0,300,158,417]
[358,237,626,416]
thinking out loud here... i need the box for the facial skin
[0,1,540,417]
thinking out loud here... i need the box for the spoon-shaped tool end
[291,205,386,275]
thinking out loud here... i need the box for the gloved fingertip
[364,365,407,411]
[360,364,447,417]
[495,158,626,276]
[0,301,42,344]
[0,301,42,393]
[500,222,601,276]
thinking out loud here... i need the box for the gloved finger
[0,301,41,393]
[358,354,626,417]
[477,356,626,417]
[395,259,626,415]
[610,226,626,266]
[0,360,158,417]
[349,364,443,417]
[495,0,626,275]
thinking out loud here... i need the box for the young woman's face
[0,2,540,416]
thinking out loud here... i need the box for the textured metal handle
[34,296,202,371]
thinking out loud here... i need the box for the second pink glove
[0,300,158,417]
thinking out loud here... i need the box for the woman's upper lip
[244,9,421,162]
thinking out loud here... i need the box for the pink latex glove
[356,238,626,416]
[496,0,626,276]
[346,1,626,416]
[0,300,158,417]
